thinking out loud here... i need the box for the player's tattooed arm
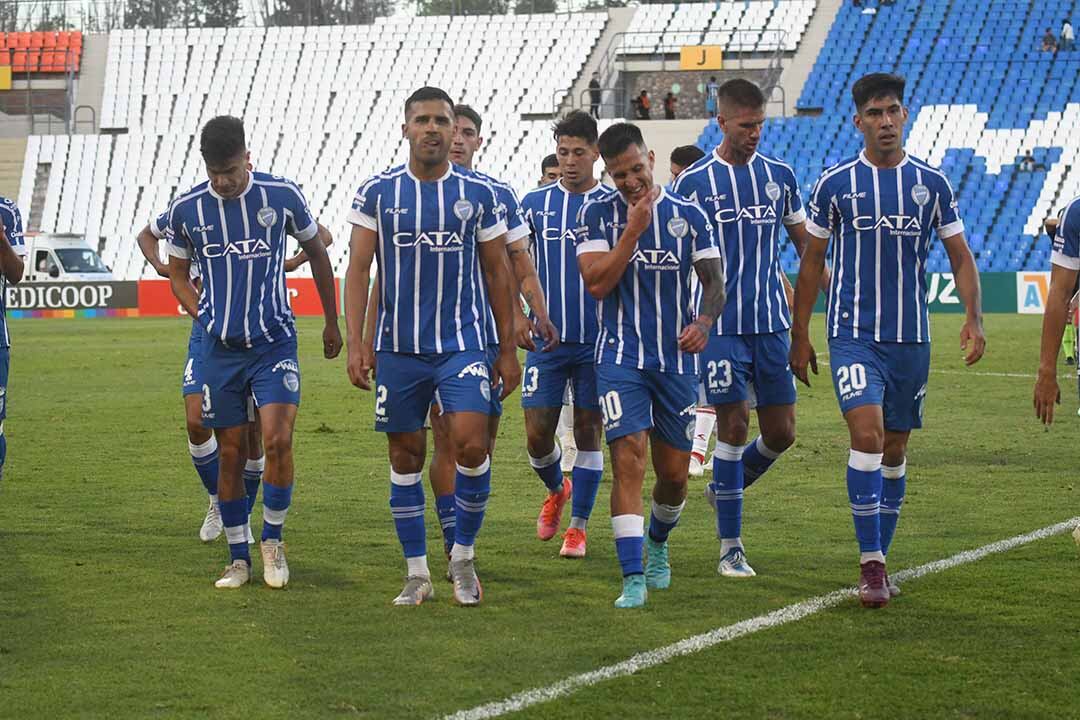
[679,256,725,353]
[941,233,985,366]
[135,225,169,278]
[506,238,559,352]
[168,255,199,319]
[345,225,377,390]
[789,233,829,386]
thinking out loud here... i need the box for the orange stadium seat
[11,49,26,71]
[0,49,9,67]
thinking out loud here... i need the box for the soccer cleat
[560,527,587,558]
[718,547,757,577]
[614,574,647,608]
[858,560,890,608]
[246,525,255,544]
[703,482,717,509]
[450,558,483,606]
[885,571,900,597]
[644,537,671,589]
[393,575,434,606]
[214,559,250,589]
[260,539,289,588]
[536,477,572,541]
[199,500,223,542]
[689,452,706,477]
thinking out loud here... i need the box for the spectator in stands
[669,144,705,184]
[1020,149,1036,172]
[1061,18,1075,51]
[1043,28,1059,52]
[588,72,601,119]
[705,76,720,117]
[632,90,651,120]
[539,153,561,185]
[663,91,677,120]
[852,0,862,7]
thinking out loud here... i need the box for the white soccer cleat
[718,547,757,578]
[449,558,483,606]
[260,539,289,588]
[689,454,705,477]
[214,559,250,589]
[199,500,223,542]
[393,575,435,606]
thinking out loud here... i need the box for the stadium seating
[620,1,815,55]
[17,14,606,279]
[0,31,82,72]
[697,0,1080,274]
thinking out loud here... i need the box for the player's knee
[716,413,750,445]
[763,423,796,453]
[186,419,210,444]
[455,440,489,469]
[262,428,293,462]
[849,425,884,453]
[524,422,556,457]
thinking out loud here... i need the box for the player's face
[718,104,765,158]
[205,151,250,199]
[556,136,599,191]
[605,143,655,205]
[403,100,454,166]
[669,161,687,183]
[450,116,482,169]
[540,165,561,185]
[854,95,908,155]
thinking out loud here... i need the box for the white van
[21,234,115,283]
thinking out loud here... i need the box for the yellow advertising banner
[679,45,723,71]
[0,65,11,91]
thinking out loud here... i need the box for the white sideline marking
[443,517,1080,720]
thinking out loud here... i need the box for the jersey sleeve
[498,186,529,244]
[347,176,380,231]
[575,200,611,255]
[932,174,964,240]
[1052,200,1080,270]
[805,172,834,240]
[781,166,807,226]
[285,182,318,242]
[688,205,720,262]
[149,209,170,240]
[670,171,700,205]
[476,183,508,243]
[0,202,26,256]
[165,203,193,260]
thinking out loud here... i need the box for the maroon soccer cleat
[859,560,890,608]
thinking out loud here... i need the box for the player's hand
[323,322,343,359]
[789,332,818,387]
[514,312,536,352]
[491,347,521,400]
[533,314,560,352]
[625,186,660,237]
[959,318,985,366]
[818,266,832,295]
[1034,368,1061,426]
[347,343,375,390]
[678,317,710,353]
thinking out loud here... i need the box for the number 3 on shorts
[599,390,622,425]
[523,366,539,393]
[836,363,867,396]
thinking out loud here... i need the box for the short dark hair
[717,79,765,111]
[670,145,705,168]
[541,153,558,173]
[405,86,455,118]
[852,73,906,110]
[597,122,645,160]
[200,116,246,166]
[454,104,483,134]
[553,110,598,145]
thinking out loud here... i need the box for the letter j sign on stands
[680,46,723,70]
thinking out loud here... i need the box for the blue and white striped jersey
[474,169,529,347]
[152,209,200,281]
[0,196,26,348]
[521,180,616,344]
[1051,195,1080,270]
[348,163,508,354]
[166,171,317,349]
[806,151,964,344]
[672,150,804,336]
[576,187,720,374]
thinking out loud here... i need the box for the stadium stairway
[73,33,110,129]
[561,6,635,117]
[0,138,26,199]
[777,0,842,115]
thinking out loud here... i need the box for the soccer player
[578,123,725,608]
[166,116,342,589]
[345,87,522,607]
[137,214,332,543]
[673,79,819,576]
[359,103,556,565]
[790,73,985,608]
[669,144,705,184]
[0,195,26,483]
[539,154,561,185]
[1034,195,1080,424]
[519,110,615,557]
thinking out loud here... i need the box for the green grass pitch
[1,314,1077,719]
